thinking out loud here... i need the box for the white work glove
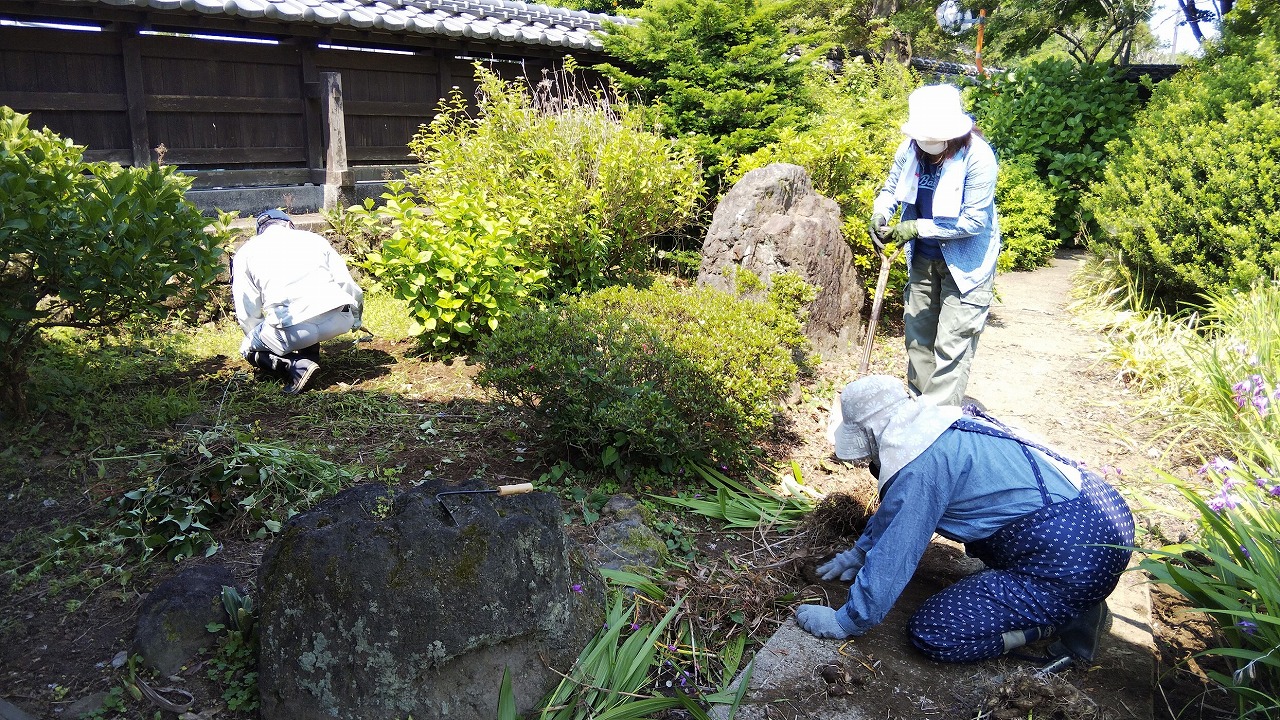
[795,605,851,639]
[816,547,865,582]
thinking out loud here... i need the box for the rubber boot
[1048,601,1111,663]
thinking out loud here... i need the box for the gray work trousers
[242,306,355,358]
[903,256,994,406]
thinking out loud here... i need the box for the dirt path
[968,249,1141,474]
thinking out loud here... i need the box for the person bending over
[232,209,364,394]
[793,375,1133,663]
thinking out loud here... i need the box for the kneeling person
[794,375,1134,663]
[232,209,364,394]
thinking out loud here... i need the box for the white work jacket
[232,225,364,336]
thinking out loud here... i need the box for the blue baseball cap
[255,208,293,232]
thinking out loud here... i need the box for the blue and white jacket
[872,136,1001,295]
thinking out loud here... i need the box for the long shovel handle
[859,236,906,375]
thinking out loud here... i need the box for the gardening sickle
[434,482,535,525]
[858,230,906,375]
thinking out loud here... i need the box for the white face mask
[916,139,948,155]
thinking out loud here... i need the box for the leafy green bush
[995,155,1058,272]
[1084,37,1280,309]
[595,0,814,185]
[475,279,810,470]
[349,64,703,305]
[0,107,226,414]
[355,182,549,354]
[969,59,1140,243]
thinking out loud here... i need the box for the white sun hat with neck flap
[900,84,975,143]
[826,375,962,488]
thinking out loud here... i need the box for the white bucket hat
[900,85,974,142]
[826,375,962,487]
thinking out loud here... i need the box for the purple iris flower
[1237,620,1258,635]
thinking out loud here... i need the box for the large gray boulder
[257,483,607,720]
[698,163,864,353]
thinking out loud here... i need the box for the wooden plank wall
[0,18,588,189]
[0,26,132,163]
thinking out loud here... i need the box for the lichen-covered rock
[698,163,864,354]
[586,495,668,573]
[132,564,234,676]
[257,482,606,720]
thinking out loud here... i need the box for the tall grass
[498,590,752,720]
[1075,256,1280,713]
[1139,449,1280,717]
[1073,257,1280,460]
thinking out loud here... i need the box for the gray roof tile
[65,0,626,50]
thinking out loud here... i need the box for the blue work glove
[867,213,889,240]
[888,220,919,243]
[795,605,851,640]
[816,547,865,582]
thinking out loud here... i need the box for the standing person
[869,84,1000,406]
[232,209,364,394]
[793,375,1134,664]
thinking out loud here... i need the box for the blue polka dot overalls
[907,416,1135,663]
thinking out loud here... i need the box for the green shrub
[475,279,810,470]
[1084,37,1280,309]
[0,107,225,413]
[364,64,703,300]
[968,59,1140,243]
[595,0,815,186]
[995,155,1058,272]
[356,182,549,355]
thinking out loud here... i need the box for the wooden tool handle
[496,483,535,496]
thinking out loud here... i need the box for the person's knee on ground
[908,611,1056,663]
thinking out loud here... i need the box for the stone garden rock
[698,163,864,354]
[585,494,668,573]
[132,564,234,676]
[256,482,607,720]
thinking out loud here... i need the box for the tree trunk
[1177,0,1206,43]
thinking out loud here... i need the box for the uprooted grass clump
[798,490,875,548]
[976,668,1105,720]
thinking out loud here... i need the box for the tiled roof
[81,0,625,51]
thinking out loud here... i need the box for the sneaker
[284,359,319,394]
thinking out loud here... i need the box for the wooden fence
[0,9,607,210]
